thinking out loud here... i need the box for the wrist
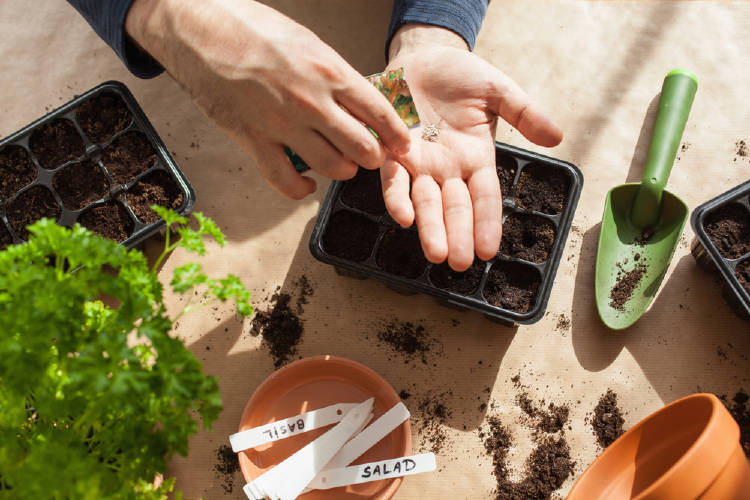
[125,0,175,63]
[388,24,468,63]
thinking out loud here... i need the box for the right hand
[126,0,411,199]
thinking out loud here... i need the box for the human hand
[384,25,563,271]
[125,0,411,199]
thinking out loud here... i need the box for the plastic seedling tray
[0,81,195,249]
[309,142,583,326]
[690,179,750,320]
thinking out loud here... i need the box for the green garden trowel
[595,69,698,330]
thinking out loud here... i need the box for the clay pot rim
[569,393,740,499]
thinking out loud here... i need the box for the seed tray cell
[0,81,195,250]
[309,142,583,325]
[691,179,750,319]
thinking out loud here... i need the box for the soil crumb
[736,140,748,157]
[609,261,648,311]
[250,275,314,367]
[592,390,626,448]
[213,445,240,494]
[376,320,441,364]
[555,313,571,333]
[719,391,749,458]
[415,394,452,454]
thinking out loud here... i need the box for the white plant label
[307,453,437,490]
[229,402,359,452]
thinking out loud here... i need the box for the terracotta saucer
[237,355,411,500]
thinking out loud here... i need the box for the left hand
[384,25,563,271]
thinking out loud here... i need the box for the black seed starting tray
[690,179,750,320]
[0,81,194,249]
[309,142,583,326]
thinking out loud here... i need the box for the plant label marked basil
[229,402,359,452]
[307,453,436,490]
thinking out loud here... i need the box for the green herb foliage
[0,208,252,499]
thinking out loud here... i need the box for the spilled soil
[719,390,749,458]
[213,444,240,494]
[376,320,441,365]
[591,390,626,448]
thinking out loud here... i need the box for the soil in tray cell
[483,260,540,313]
[496,151,517,198]
[101,131,157,185]
[736,259,750,294]
[704,204,750,259]
[53,159,109,210]
[6,186,61,240]
[339,167,386,215]
[375,227,427,279]
[501,213,555,263]
[75,92,132,144]
[126,170,183,224]
[429,258,485,295]
[0,224,12,250]
[0,145,36,201]
[78,202,134,243]
[322,210,378,262]
[28,118,85,170]
[515,163,570,215]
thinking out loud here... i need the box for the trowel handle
[631,69,698,229]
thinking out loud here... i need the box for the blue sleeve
[387,0,489,60]
[66,0,164,79]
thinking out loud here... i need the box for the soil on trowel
[736,260,750,294]
[101,131,157,185]
[483,260,540,313]
[250,276,314,368]
[78,202,134,243]
[496,152,517,198]
[339,167,386,215]
[28,118,85,170]
[6,185,61,240]
[609,260,648,311]
[704,204,750,259]
[322,210,378,262]
[719,391,749,458]
[591,389,626,448]
[213,444,240,494]
[0,145,36,201]
[53,159,109,210]
[126,170,183,224]
[501,213,555,263]
[376,320,441,365]
[429,258,485,295]
[75,91,132,144]
[375,227,427,278]
[514,163,571,215]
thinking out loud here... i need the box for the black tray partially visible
[0,80,195,249]
[309,142,583,326]
[690,179,750,320]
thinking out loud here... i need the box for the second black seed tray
[0,81,194,250]
[690,179,750,319]
[309,142,583,325]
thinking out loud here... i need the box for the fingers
[335,79,411,156]
[442,178,474,271]
[381,159,414,227]
[249,139,317,200]
[468,168,502,261]
[291,130,358,181]
[488,67,563,147]
[412,175,448,263]
[318,106,387,170]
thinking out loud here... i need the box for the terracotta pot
[568,393,750,500]
[237,355,411,500]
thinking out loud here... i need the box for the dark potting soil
[429,258,485,295]
[375,227,427,279]
[52,159,109,210]
[514,163,570,215]
[719,391,749,458]
[75,92,132,144]
[213,444,240,494]
[736,140,748,158]
[101,131,157,185]
[415,394,452,454]
[322,210,378,262]
[483,260,540,313]
[250,277,313,368]
[6,186,61,240]
[704,204,750,259]
[736,260,750,294]
[609,261,648,311]
[126,170,183,224]
[516,393,570,435]
[339,167,385,215]
[28,118,85,170]
[591,389,625,448]
[376,320,440,364]
[496,152,517,198]
[501,213,555,263]
[0,224,12,250]
[0,145,36,201]
[78,202,134,243]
